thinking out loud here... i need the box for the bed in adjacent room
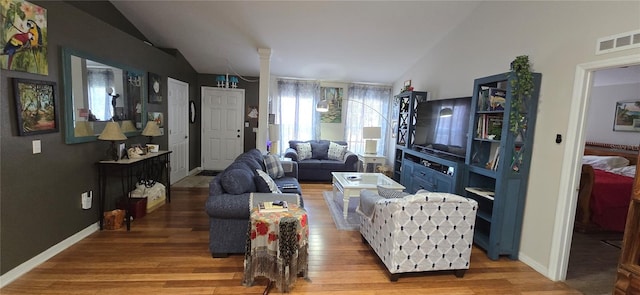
[575,143,638,232]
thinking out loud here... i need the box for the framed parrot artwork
[0,0,48,75]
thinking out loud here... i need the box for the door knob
[237,135,240,138]
[237,129,240,132]
[184,136,187,139]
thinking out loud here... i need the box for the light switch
[32,140,41,154]
[245,122,249,127]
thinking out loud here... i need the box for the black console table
[97,150,172,230]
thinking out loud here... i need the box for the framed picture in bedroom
[613,100,640,132]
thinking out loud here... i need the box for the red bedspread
[590,168,634,232]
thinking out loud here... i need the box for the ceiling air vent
[596,29,640,55]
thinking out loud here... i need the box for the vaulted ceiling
[110,1,480,84]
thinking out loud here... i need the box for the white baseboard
[0,222,99,288]
[518,251,553,281]
[189,167,202,176]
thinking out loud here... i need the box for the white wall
[394,1,640,278]
[586,82,640,146]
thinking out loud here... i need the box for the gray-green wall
[0,1,199,274]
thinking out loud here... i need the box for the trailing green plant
[508,55,534,134]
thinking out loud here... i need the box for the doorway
[564,65,640,294]
[201,87,245,170]
[550,54,640,283]
[168,77,189,184]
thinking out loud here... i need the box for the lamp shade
[98,121,127,141]
[74,121,94,137]
[120,120,137,133]
[142,121,161,137]
[269,124,280,141]
[362,127,381,139]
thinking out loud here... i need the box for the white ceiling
[592,64,640,87]
[110,1,480,84]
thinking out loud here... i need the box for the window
[274,79,320,151]
[344,84,392,155]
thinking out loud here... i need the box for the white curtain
[345,84,392,155]
[87,69,114,121]
[274,79,321,152]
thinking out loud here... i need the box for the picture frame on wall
[320,87,343,123]
[0,0,48,75]
[148,72,163,104]
[13,78,59,136]
[613,100,640,132]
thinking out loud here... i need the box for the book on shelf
[478,87,506,111]
[465,187,495,200]
[258,201,288,213]
[491,146,500,171]
[476,114,503,140]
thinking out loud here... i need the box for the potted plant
[508,55,534,135]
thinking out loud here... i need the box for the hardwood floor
[1,183,581,294]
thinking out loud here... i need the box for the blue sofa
[284,140,358,181]
[205,149,303,257]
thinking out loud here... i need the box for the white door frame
[549,54,640,281]
[167,77,189,183]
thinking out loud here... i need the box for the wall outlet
[81,191,92,210]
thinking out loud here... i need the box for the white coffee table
[331,172,405,218]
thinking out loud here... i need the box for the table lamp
[362,127,381,154]
[142,121,161,143]
[74,121,94,137]
[269,124,280,155]
[98,121,127,161]
[120,120,137,133]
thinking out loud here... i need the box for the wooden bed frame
[574,143,638,232]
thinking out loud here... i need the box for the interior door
[167,77,189,184]
[201,87,245,170]
[614,150,640,294]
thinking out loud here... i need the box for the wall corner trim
[0,223,99,288]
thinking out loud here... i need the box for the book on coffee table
[258,201,288,213]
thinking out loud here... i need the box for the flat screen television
[412,96,472,160]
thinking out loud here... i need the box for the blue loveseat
[284,140,358,181]
[205,149,303,257]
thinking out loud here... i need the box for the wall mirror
[62,47,146,144]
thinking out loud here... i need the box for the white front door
[168,77,189,184]
[201,87,245,170]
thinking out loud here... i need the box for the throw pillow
[377,185,410,199]
[311,141,330,159]
[263,154,285,179]
[327,141,347,161]
[255,169,282,194]
[296,142,312,161]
